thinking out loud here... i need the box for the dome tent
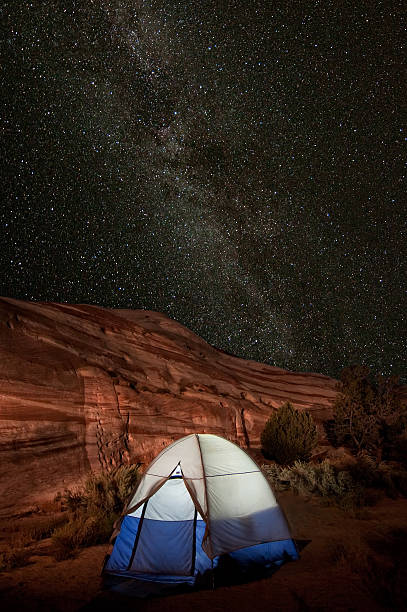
[104,434,298,586]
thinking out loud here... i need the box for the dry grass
[52,512,114,561]
[1,466,140,565]
[0,510,69,571]
[37,498,65,514]
[28,515,68,542]
[52,465,139,561]
[0,533,32,572]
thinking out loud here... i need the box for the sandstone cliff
[0,297,340,515]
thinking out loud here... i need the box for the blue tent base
[102,573,196,599]
[102,552,296,600]
[83,558,292,611]
[103,514,300,599]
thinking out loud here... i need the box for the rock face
[0,297,339,514]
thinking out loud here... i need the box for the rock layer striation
[0,297,342,514]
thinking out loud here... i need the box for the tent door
[127,477,200,576]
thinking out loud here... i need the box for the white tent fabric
[125,433,291,559]
[130,476,201,522]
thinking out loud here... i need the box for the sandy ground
[1,492,407,611]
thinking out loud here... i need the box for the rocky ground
[1,491,406,611]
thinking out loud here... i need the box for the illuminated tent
[104,434,298,585]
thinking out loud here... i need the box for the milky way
[1,1,406,380]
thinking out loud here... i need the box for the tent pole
[126,500,148,570]
[190,507,198,576]
[211,558,215,590]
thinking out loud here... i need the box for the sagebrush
[263,457,407,510]
[262,460,366,509]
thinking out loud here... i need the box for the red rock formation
[0,296,392,515]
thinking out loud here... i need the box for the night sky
[1,1,406,380]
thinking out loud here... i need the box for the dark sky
[1,1,406,380]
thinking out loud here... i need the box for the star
[1,1,405,381]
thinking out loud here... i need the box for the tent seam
[145,470,260,478]
[195,433,213,557]
[125,463,180,516]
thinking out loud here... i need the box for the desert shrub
[52,511,115,560]
[348,453,407,499]
[29,515,68,542]
[0,548,31,572]
[63,464,140,515]
[52,518,83,561]
[52,465,139,560]
[262,460,368,510]
[261,402,318,465]
[0,534,32,572]
[264,454,407,510]
[331,366,406,460]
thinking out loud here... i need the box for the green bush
[52,465,139,560]
[261,402,318,464]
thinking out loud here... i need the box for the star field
[1,1,406,380]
